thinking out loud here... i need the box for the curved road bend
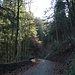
[21,60,58,75]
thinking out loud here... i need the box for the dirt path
[20,60,59,75]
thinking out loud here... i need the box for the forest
[0,0,75,75]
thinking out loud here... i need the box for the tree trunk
[15,0,19,61]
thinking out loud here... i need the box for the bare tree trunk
[15,0,19,61]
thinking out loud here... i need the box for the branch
[0,6,15,16]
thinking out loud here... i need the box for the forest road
[21,59,58,75]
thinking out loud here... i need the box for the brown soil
[0,60,40,75]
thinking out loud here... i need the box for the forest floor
[1,59,42,75]
[51,49,75,75]
[3,59,62,75]
[1,60,39,75]
[1,49,75,75]
[1,55,75,75]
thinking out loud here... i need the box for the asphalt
[21,60,56,75]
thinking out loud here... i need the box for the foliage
[43,0,75,53]
[63,54,75,75]
[34,18,44,41]
[43,0,75,74]
[0,0,38,63]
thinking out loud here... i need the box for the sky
[1,0,52,19]
[29,0,51,18]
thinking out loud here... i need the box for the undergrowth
[64,54,75,75]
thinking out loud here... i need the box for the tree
[35,18,44,41]
[66,0,75,38]
[0,0,38,63]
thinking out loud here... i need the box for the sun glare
[31,0,51,18]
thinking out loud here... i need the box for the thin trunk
[6,37,8,63]
[66,0,74,38]
[55,18,59,44]
[56,28,59,44]
[15,0,19,61]
[71,0,75,15]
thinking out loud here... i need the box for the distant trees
[34,18,44,41]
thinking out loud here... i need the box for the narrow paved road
[21,60,57,75]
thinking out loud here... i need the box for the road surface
[21,60,57,75]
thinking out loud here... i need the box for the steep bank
[0,60,38,75]
[51,49,75,75]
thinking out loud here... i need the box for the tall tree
[15,0,20,61]
[35,18,44,41]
